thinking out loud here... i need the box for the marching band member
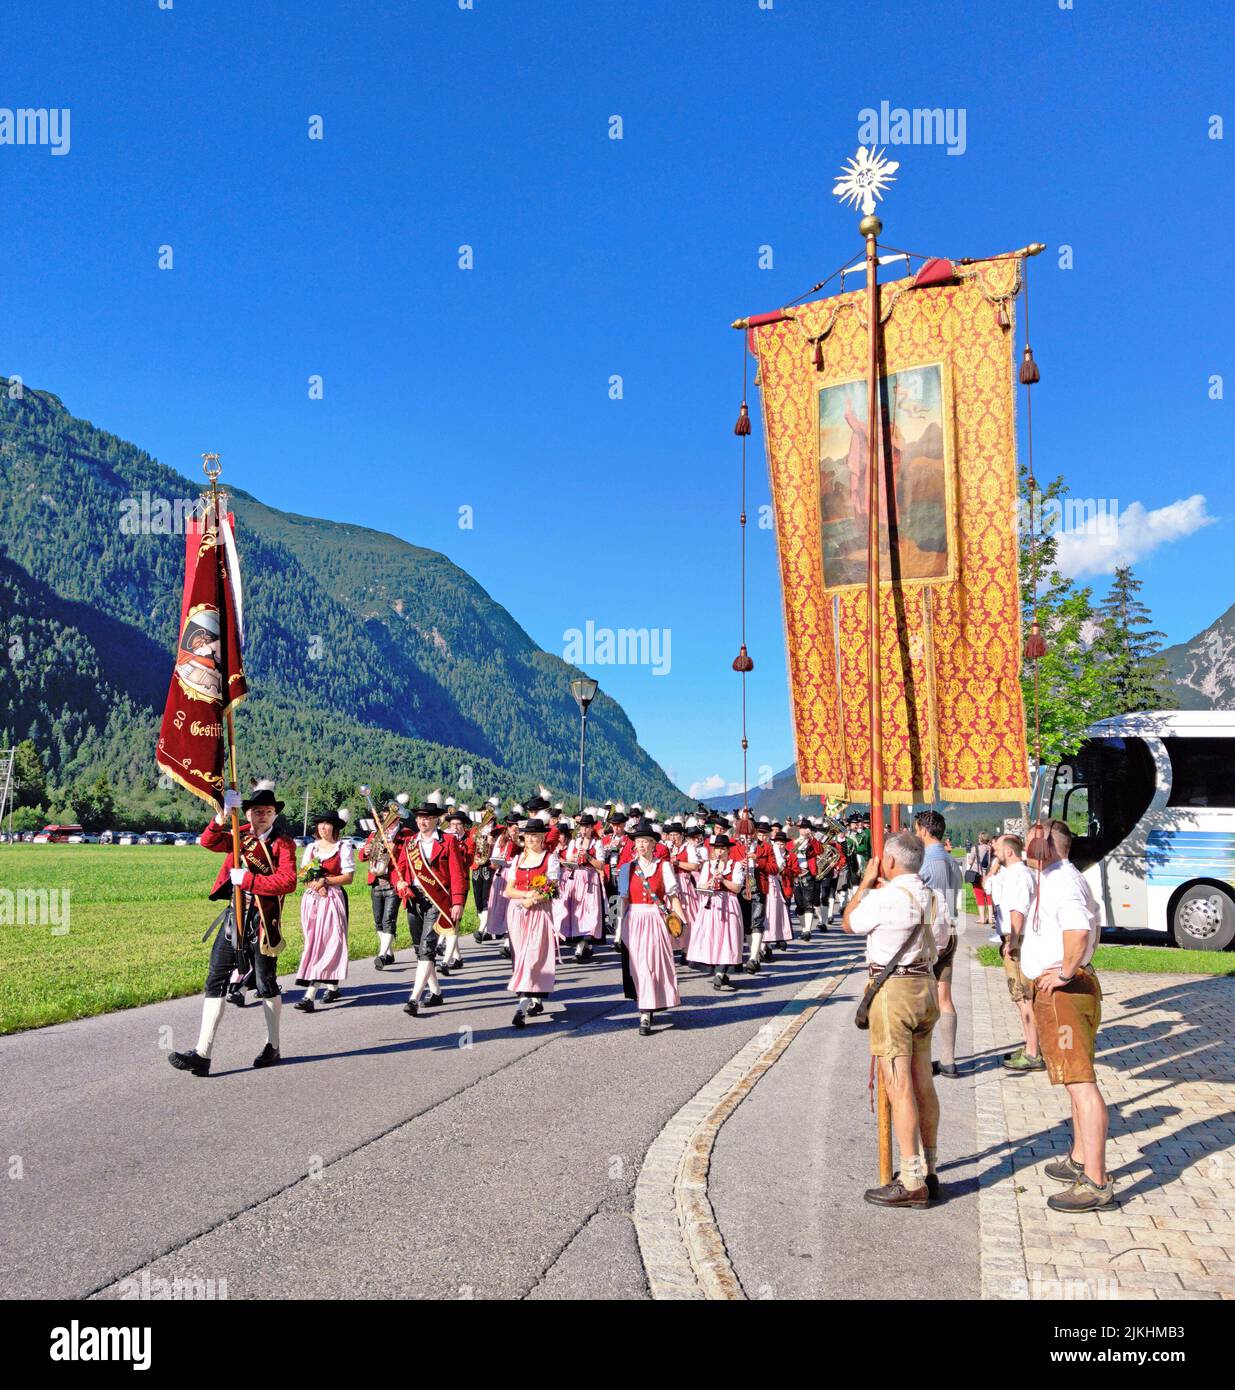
[169,781,298,1076]
[688,834,746,989]
[439,807,473,974]
[486,809,523,959]
[555,814,607,961]
[359,792,411,970]
[505,817,561,1027]
[294,808,355,1010]
[763,829,795,952]
[664,819,698,959]
[791,818,822,939]
[616,819,683,1035]
[470,797,502,941]
[734,812,768,974]
[392,792,468,1018]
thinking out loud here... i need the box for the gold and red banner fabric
[155,506,248,810]
[751,257,1030,803]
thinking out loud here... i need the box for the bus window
[1164,738,1235,808]
[1046,737,1156,871]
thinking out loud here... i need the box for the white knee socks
[263,997,281,1050]
[377,931,394,957]
[195,996,226,1058]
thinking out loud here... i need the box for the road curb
[969,946,1030,1300]
[634,957,855,1300]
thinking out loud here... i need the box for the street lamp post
[570,676,599,814]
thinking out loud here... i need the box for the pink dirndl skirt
[295,885,350,985]
[571,866,605,940]
[687,892,743,967]
[621,904,680,1012]
[485,864,513,937]
[507,901,557,995]
[764,885,793,943]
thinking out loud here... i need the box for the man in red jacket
[392,792,468,1017]
[169,781,298,1077]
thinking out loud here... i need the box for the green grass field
[0,845,479,1034]
[975,943,1235,976]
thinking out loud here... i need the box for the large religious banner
[749,257,1031,803]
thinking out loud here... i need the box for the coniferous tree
[1092,565,1168,715]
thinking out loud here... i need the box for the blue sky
[3,1,1231,799]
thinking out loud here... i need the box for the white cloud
[1055,494,1215,579]
[688,773,727,799]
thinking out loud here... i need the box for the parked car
[118,834,136,846]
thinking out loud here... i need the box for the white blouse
[300,839,356,873]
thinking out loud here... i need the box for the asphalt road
[1,931,841,1300]
[710,925,986,1299]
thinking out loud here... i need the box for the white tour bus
[1032,710,1235,950]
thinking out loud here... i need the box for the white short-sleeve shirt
[846,873,937,968]
[991,859,1035,935]
[1019,859,1099,981]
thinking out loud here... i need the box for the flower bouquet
[528,874,558,904]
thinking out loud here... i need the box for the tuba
[359,793,403,878]
[813,798,848,879]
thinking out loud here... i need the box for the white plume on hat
[338,807,351,824]
[425,788,444,809]
[396,793,410,806]
[553,800,563,811]
[537,783,551,800]
[686,815,699,829]
[513,803,525,816]
[250,778,276,792]
[488,795,501,808]
[614,802,626,814]
[445,796,456,808]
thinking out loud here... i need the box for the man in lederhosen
[359,792,411,971]
[392,791,468,1017]
[169,781,298,1076]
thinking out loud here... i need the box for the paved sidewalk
[975,961,1235,1301]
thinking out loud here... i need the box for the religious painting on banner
[818,362,953,590]
[750,257,1030,804]
[155,505,247,811]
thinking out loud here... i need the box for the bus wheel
[1171,884,1235,951]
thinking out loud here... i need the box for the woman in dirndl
[618,819,684,1036]
[687,834,746,992]
[668,818,705,959]
[504,818,561,1027]
[485,813,522,959]
[294,808,355,1011]
[555,813,607,961]
[763,830,795,951]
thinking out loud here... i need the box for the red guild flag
[155,500,247,809]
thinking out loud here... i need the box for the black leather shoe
[438,963,452,976]
[864,1179,930,1208]
[168,1049,211,1077]
[500,944,513,959]
[321,988,340,1004]
[713,975,737,992]
[451,958,464,970]
[425,992,445,1008]
[373,955,385,971]
[512,1010,526,1029]
[639,1016,652,1036]
[527,999,545,1017]
[226,989,246,1007]
[403,999,419,1017]
[294,997,314,1012]
[743,959,760,975]
[252,1044,281,1069]
[935,1062,962,1079]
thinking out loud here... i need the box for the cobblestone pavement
[973,956,1235,1301]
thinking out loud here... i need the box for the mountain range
[1161,603,1235,710]
[0,380,684,816]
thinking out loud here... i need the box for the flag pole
[203,453,245,940]
[859,211,893,1187]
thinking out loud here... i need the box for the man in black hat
[392,791,468,1016]
[169,781,298,1076]
[359,792,412,971]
